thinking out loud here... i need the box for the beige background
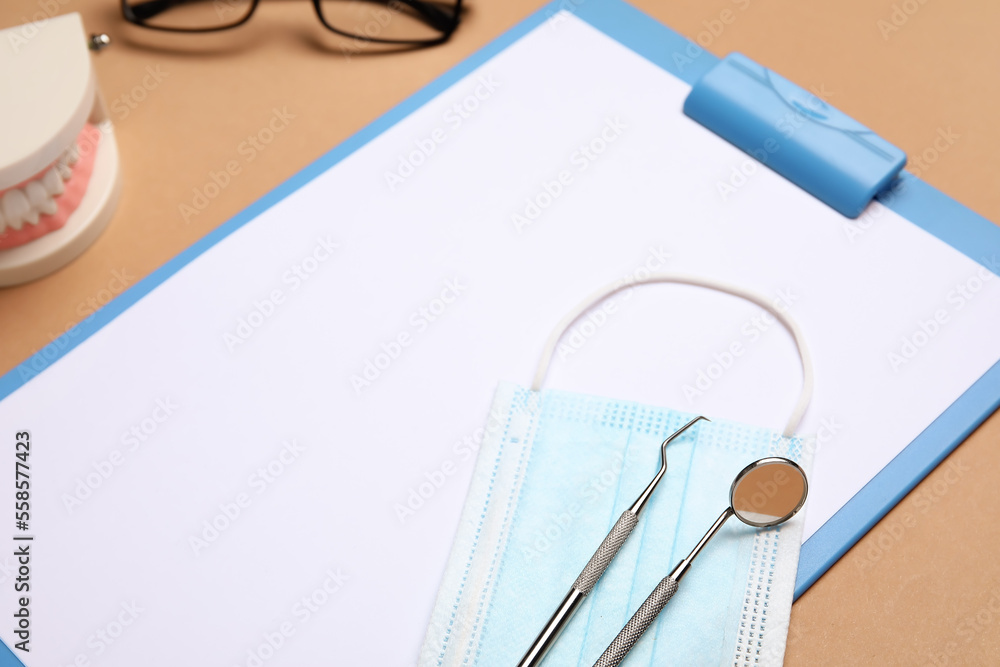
[2,0,999,664]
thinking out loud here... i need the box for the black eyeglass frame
[120,0,463,45]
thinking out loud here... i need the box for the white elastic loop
[530,272,813,438]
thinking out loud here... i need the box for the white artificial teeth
[25,181,57,217]
[43,167,65,195]
[56,162,72,180]
[25,181,47,208]
[63,143,80,166]
[2,189,30,231]
[39,197,58,216]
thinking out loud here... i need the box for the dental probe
[516,415,708,667]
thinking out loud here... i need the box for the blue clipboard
[2,0,999,663]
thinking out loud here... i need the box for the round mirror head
[730,457,808,527]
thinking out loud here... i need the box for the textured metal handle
[519,511,641,667]
[573,511,639,595]
[593,576,679,667]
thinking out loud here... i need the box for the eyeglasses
[120,0,463,45]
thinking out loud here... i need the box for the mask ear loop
[530,273,813,438]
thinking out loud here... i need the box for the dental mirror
[730,457,809,527]
[592,457,809,667]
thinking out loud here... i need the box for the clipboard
[2,1,1000,663]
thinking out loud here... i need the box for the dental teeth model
[0,13,122,286]
[0,125,101,249]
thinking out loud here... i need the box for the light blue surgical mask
[421,274,815,667]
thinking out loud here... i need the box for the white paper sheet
[2,13,999,666]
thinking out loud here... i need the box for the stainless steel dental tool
[592,457,809,667]
[516,415,709,667]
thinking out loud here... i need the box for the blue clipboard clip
[684,53,907,218]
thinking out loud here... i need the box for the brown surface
[2,0,999,663]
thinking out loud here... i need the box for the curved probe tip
[659,415,709,468]
[630,415,710,515]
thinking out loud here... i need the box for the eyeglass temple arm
[388,0,458,32]
[126,0,456,32]
[126,0,207,21]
